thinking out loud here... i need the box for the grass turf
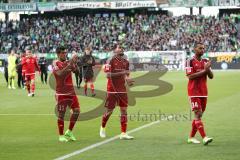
[0,70,239,160]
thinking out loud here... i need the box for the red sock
[69,111,79,131]
[58,119,64,135]
[120,113,128,133]
[31,83,35,93]
[84,83,87,95]
[26,83,30,93]
[190,120,197,137]
[90,83,95,94]
[195,119,206,138]
[102,112,111,128]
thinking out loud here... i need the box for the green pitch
[0,71,239,160]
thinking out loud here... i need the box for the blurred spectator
[0,14,239,53]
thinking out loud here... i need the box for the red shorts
[189,97,207,112]
[105,93,128,109]
[25,74,35,81]
[84,78,93,83]
[55,95,80,112]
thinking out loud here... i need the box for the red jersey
[21,56,27,72]
[186,56,208,97]
[52,60,76,96]
[22,56,40,75]
[104,55,129,93]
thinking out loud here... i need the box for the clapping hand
[204,61,211,72]
[126,77,135,86]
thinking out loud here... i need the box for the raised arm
[187,70,208,80]
[206,61,214,79]
[53,61,72,77]
[207,69,214,79]
[186,58,212,80]
[125,61,134,86]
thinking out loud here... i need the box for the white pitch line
[54,115,173,160]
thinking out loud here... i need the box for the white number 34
[191,102,198,108]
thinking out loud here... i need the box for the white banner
[0,54,8,60]
[208,52,237,57]
[125,51,186,70]
[57,1,157,10]
[210,0,240,6]
[0,3,36,12]
[37,2,56,12]
[168,0,208,7]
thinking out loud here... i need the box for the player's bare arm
[69,54,78,73]
[187,70,207,80]
[106,70,129,78]
[206,69,214,79]
[205,61,214,79]
[125,76,134,86]
[187,60,212,80]
[55,53,78,76]
[55,64,73,77]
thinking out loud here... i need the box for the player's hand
[71,53,78,64]
[124,70,130,75]
[126,78,134,86]
[65,63,73,72]
[204,61,211,71]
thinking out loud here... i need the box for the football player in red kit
[22,48,40,97]
[21,51,27,89]
[186,43,214,145]
[100,44,134,140]
[52,46,80,142]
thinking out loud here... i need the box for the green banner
[46,53,57,59]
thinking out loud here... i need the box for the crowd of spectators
[0,13,239,54]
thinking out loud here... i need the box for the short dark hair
[112,43,123,51]
[194,42,204,48]
[85,46,91,51]
[25,46,32,51]
[56,46,66,54]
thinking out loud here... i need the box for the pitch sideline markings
[54,116,173,160]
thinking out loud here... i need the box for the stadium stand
[0,13,238,53]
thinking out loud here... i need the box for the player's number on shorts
[191,102,198,108]
[58,105,65,112]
